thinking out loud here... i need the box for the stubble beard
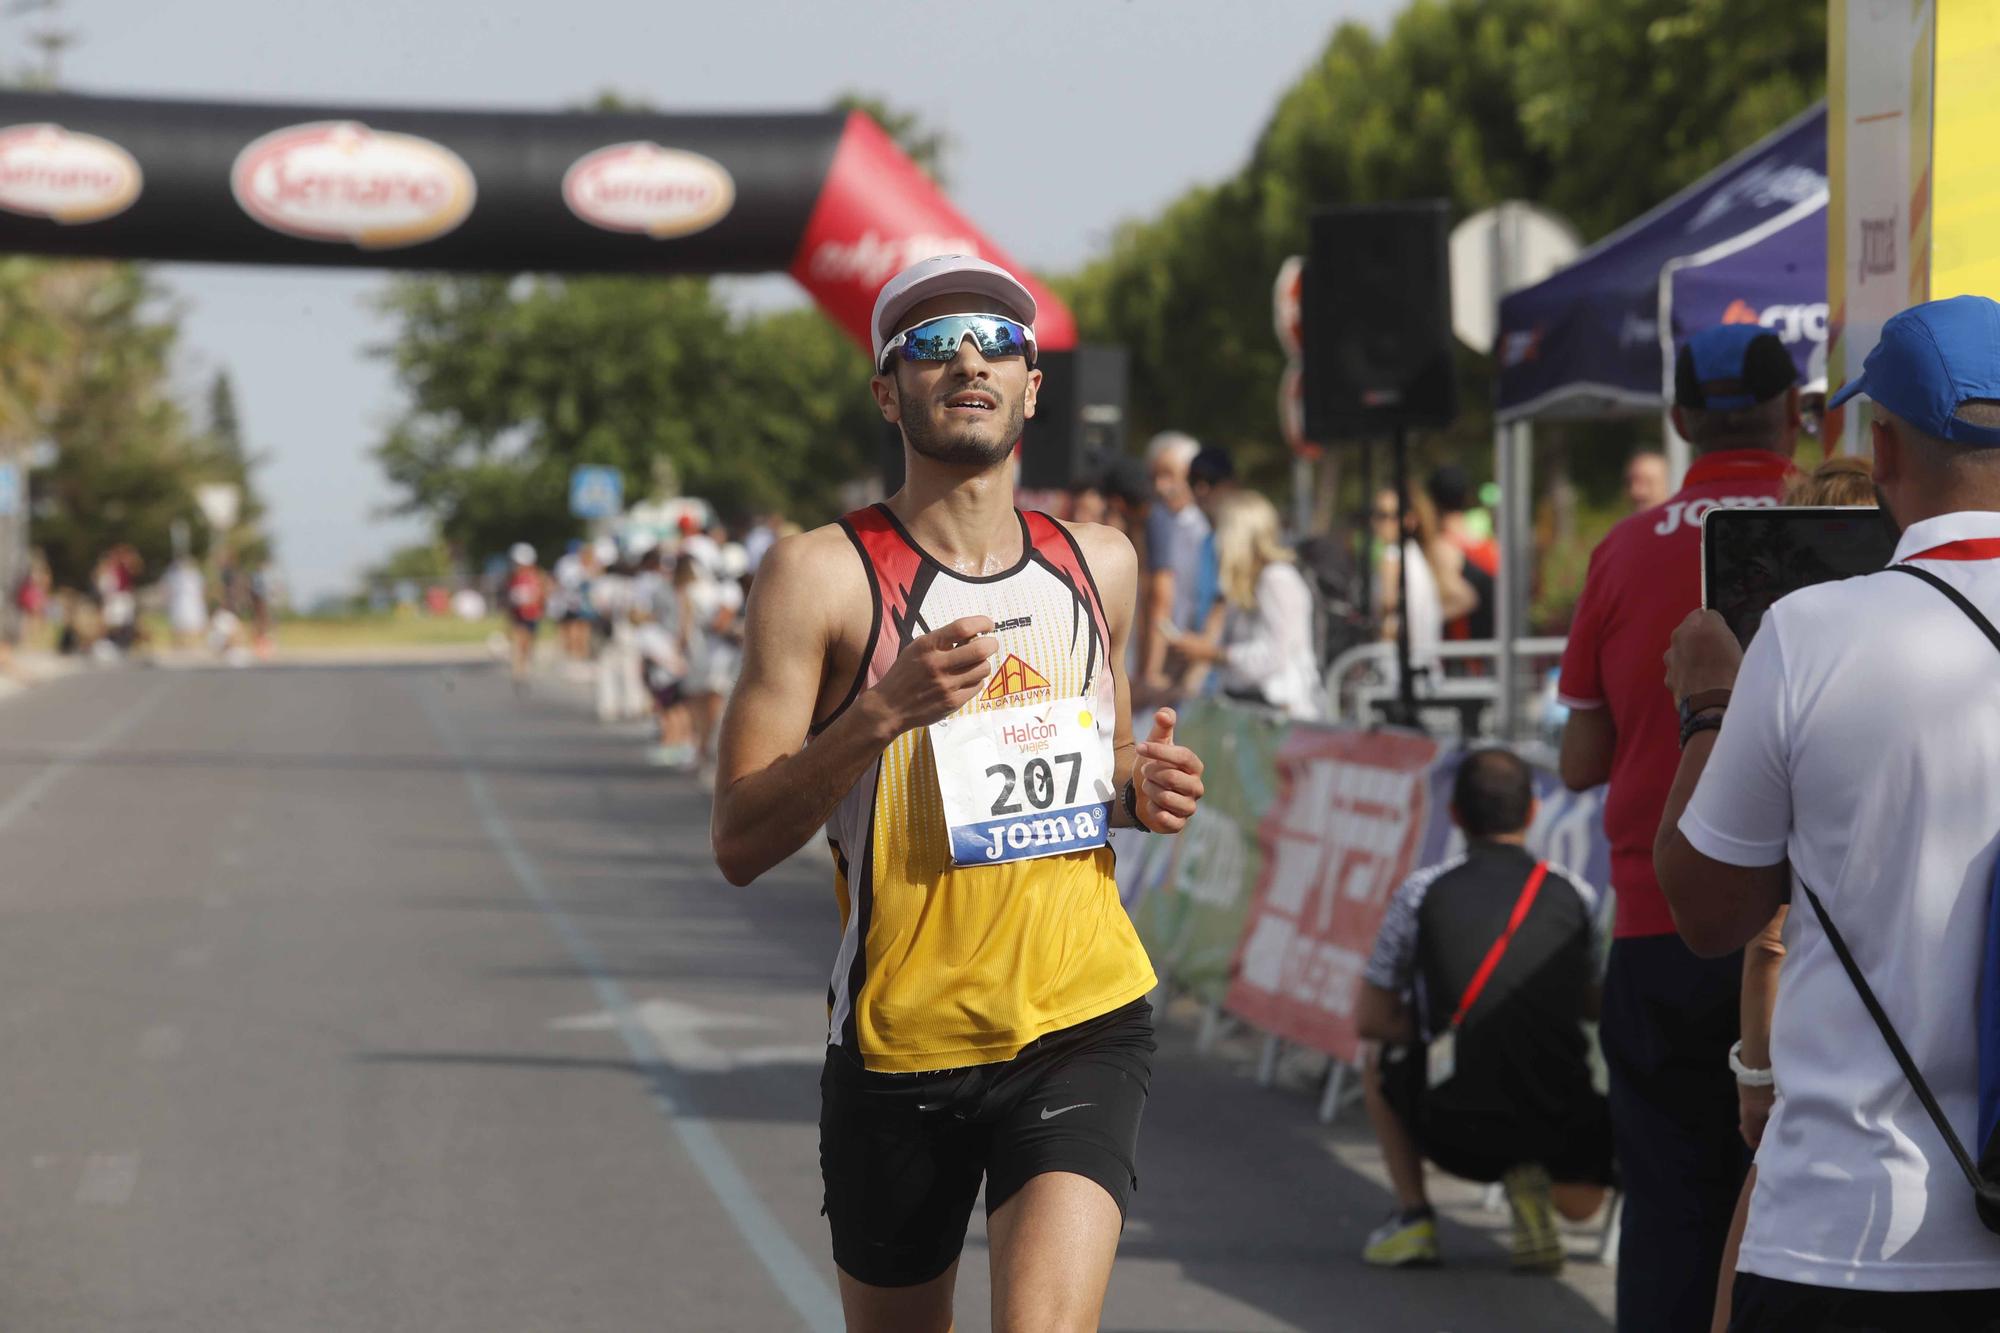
[901,390,1025,470]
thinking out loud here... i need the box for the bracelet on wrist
[1679,710,1725,749]
[1728,1039,1775,1087]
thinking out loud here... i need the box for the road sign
[1272,254,1305,357]
[568,465,624,519]
[193,482,241,532]
[1278,363,1318,459]
[1448,202,1580,353]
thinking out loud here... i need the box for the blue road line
[422,684,844,1333]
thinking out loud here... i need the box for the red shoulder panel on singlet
[811,505,924,737]
[1022,511,1112,656]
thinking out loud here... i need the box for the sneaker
[646,743,696,769]
[1361,1208,1439,1267]
[1502,1164,1564,1273]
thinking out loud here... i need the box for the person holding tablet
[1659,295,2000,1329]
[1557,325,1800,1333]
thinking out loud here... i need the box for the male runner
[712,254,1205,1333]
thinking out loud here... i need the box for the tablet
[1701,506,1898,646]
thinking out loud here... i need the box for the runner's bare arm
[710,533,997,885]
[1072,522,1204,833]
[1355,982,1416,1043]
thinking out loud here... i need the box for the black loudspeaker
[879,344,1130,493]
[1302,201,1458,439]
[1020,345,1129,490]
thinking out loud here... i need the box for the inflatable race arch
[0,90,1077,354]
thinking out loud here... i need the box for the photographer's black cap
[1675,325,1799,410]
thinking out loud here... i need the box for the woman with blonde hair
[1783,453,1876,507]
[1158,490,1325,719]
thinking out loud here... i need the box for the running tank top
[817,505,1157,1073]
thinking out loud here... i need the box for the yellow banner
[1932,1,2000,300]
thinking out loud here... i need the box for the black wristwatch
[1678,688,1731,749]
[1121,778,1154,833]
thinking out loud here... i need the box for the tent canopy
[1666,201,1827,393]
[1496,103,1826,422]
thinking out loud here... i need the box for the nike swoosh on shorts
[1039,1102,1095,1120]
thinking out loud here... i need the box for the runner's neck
[888,463,1025,577]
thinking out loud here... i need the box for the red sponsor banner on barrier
[789,111,1076,355]
[1223,725,1440,1065]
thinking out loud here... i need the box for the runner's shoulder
[1052,519,1137,584]
[750,523,871,621]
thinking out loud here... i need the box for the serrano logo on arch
[0,123,142,224]
[230,121,476,250]
[563,142,735,239]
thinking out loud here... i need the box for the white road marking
[138,1025,185,1061]
[75,1153,139,1205]
[423,687,843,1333]
[0,682,172,836]
[552,999,823,1073]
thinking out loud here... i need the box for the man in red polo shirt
[1557,324,1799,1333]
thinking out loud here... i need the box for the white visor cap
[871,254,1038,370]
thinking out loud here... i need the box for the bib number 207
[985,752,1083,816]
[930,698,1112,867]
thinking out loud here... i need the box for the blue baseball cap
[1827,295,2000,447]
[1675,325,1798,411]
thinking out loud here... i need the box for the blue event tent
[1496,102,1827,421]
[1486,104,1827,739]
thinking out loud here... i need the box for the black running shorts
[818,999,1155,1288]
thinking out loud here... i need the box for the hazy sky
[29,0,1396,602]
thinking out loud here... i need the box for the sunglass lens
[894,315,1030,365]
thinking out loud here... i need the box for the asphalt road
[0,661,1617,1331]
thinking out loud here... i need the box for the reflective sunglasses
[877,312,1037,372]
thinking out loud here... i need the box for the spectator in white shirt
[1372,485,1477,686]
[1157,491,1323,719]
[1656,296,2000,1331]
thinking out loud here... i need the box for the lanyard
[1903,537,2000,562]
[1447,861,1549,1029]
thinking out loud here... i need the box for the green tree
[1068,0,1824,494]
[373,273,886,563]
[25,264,221,585]
[202,371,273,566]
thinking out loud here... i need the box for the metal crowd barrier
[1324,637,1570,741]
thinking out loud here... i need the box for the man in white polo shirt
[1655,295,2000,1331]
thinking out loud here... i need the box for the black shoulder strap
[1807,561,2000,1198]
[1797,880,1988,1194]
[1890,563,2000,652]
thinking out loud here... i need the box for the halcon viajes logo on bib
[230,121,476,249]
[0,124,142,224]
[563,142,735,239]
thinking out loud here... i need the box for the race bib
[930,698,1114,867]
